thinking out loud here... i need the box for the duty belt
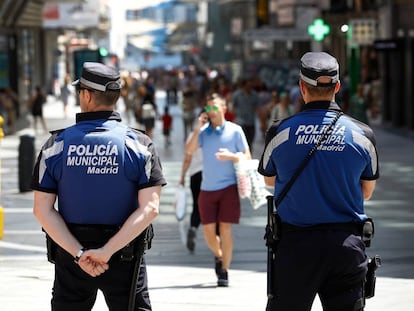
[67,224,137,262]
[280,221,363,236]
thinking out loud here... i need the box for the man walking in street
[186,93,251,287]
[32,62,166,310]
[258,52,379,310]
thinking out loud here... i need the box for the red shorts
[198,184,241,225]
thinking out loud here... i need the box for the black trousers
[266,229,367,311]
[51,227,151,311]
[241,124,255,151]
[189,171,202,228]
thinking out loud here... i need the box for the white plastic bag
[247,160,271,210]
[173,184,187,221]
[234,159,252,199]
[235,158,271,210]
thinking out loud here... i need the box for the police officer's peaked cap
[300,52,339,87]
[72,62,121,91]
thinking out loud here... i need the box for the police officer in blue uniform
[258,52,379,311]
[32,62,166,311]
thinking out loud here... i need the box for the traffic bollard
[18,133,35,192]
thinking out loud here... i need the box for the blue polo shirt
[199,121,249,191]
[258,101,379,226]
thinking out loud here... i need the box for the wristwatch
[74,248,86,264]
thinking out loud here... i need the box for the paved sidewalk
[1,257,414,311]
[1,94,414,310]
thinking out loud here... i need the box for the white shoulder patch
[352,130,378,175]
[263,127,290,169]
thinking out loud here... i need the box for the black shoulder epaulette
[50,128,66,135]
[128,126,146,135]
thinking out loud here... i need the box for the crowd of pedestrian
[0,60,381,141]
[114,66,305,148]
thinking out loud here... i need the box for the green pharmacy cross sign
[308,18,330,42]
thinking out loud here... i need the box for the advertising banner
[43,1,99,28]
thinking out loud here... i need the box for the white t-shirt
[187,131,203,176]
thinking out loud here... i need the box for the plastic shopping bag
[234,159,252,199]
[247,160,272,210]
[173,184,187,221]
[235,158,271,210]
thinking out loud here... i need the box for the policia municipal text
[258,52,380,311]
[32,62,166,311]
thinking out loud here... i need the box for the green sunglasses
[204,105,219,112]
